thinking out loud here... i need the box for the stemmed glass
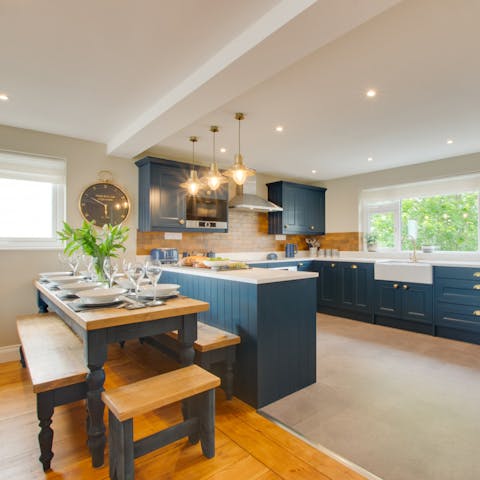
[145,259,163,306]
[103,257,118,288]
[124,262,145,300]
[59,251,81,276]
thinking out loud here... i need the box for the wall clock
[79,181,130,227]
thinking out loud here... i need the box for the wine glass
[125,262,145,300]
[145,259,163,306]
[103,257,119,288]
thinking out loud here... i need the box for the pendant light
[201,125,228,191]
[224,112,255,185]
[180,136,204,196]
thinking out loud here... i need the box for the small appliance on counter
[285,243,297,258]
[266,253,278,260]
[150,248,179,264]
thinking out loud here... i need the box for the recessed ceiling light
[367,157,373,162]
[446,139,453,144]
[312,170,317,174]
[0,93,9,101]
[275,126,284,132]
[366,89,376,98]
[220,147,227,153]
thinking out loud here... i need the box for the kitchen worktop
[161,265,318,284]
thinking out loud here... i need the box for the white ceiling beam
[107,0,400,158]
[107,0,318,158]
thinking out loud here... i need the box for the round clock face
[79,182,130,227]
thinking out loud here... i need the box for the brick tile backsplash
[137,210,360,255]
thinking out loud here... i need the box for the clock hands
[87,196,108,216]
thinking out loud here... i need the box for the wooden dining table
[34,280,209,468]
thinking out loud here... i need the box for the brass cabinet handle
[473,284,480,290]
[474,272,480,278]
[331,263,336,268]
[393,283,399,289]
[309,225,315,230]
[179,218,185,225]
[299,263,304,266]
[474,310,480,316]
[402,284,409,290]
[351,264,358,269]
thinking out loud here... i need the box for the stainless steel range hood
[229,179,282,212]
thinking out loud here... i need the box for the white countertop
[162,265,318,284]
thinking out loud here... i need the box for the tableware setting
[77,287,127,305]
[145,259,164,306]
[47,275,86,286]
[39,271,73,279]
[58,281,103,294]
[136,283,180,300]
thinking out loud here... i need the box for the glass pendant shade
[201,125,228,191]
[180,136,204,195]
[224,153,255,186]
[223,112,255,186]
[181,169,203,195]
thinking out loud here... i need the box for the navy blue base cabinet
[374,280,433,334]
[434,266,480,344]
[161,271,317,408]
[312,261,374,323]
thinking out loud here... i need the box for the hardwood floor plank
[0,342,364,480]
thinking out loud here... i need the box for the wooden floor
[0,341,365,480]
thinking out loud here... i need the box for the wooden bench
[143,322,240,399]
[16,313,88,472]
[102,364,220,480]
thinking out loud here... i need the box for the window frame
[0,151,66,250]
[361,178,480,253]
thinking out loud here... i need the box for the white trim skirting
[0,344,20,363]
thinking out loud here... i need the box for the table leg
[177,314,197,422]
[85,330,108,468]
[177,313,197,367]
[37,291,48,313]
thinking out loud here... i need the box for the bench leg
[19,345,26,368]
[109,411,134,480]
[37,391,55,472]
[199,389,215,459]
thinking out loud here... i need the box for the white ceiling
[1,0,480,181]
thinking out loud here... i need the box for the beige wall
[0,125,138,348]
[322,152,480,232]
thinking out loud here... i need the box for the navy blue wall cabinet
[136,157,228,233]
[374,280,433,334]
[313,260,374,323]
[434,266,480,344]
[267,181,326,235]
[161,271,317,408]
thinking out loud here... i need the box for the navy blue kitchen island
[161,266,318,408]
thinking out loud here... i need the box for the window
[361,174,480,252]
[0,150,66,249]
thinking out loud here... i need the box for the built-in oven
[185,193,228,229]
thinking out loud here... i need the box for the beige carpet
[261,314,480,480]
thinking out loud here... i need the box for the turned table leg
[85,331,108,468]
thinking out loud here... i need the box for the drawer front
[435,277,480,306]
[436,302,480,332]
[434,266,480,281]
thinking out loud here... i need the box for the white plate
[59,281,103,293]
[138,284,180,297]
[71,298,123,309]
[39,271,72,279]
[203,260,231,268]
[48,275,86,285]
[77,287,127,304]
[137,290,179,300]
